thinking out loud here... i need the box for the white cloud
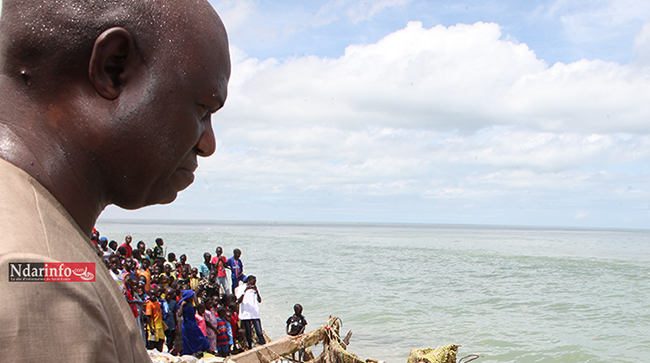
[220,21,650,134]
[106,18,650,228]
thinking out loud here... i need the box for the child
[177,254,189,273]
[199,252,212,279]
[190,267,201,292]
[145,287,165,352]
[211,246,229,294]
[286,304,308,361]
[177,265,191,290]
[203,299,219,351]
[152,238,165,263]
[227,303,240,348]
[195,303,208,337]
[227,248,245,293]
[215,306,232,357]
[164,252,178,271]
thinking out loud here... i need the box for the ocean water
[95,220,650,363]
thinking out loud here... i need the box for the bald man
[0,0,230,362]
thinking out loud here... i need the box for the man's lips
[178,158,198,173]
[175,159,198,190]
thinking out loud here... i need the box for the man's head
[216,246,223,256]
[137,241,146,254]
[246,275,256,286]
[203,252,211,263]
[156,238,164,247]
[125,235,132,245]
[233,248,241,259]
[294,303,303,315]
[0,0,230,233]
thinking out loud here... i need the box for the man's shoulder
[0,159,89,258]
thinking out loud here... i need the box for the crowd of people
[90,229,308,358]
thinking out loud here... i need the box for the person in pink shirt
[195,303,208,337]
[211,246,229,294]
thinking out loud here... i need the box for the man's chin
[115,191,179,210]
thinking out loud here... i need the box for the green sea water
[95,220,650,363]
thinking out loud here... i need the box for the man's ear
[88,27,140,100]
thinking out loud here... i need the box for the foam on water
[95,220,650,363]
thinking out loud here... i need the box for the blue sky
[101,0,650,229]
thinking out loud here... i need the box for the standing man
[0,0,231,361]
[120,235,134,258]
[236,276,267,349]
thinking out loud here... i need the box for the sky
[98,1,650,228]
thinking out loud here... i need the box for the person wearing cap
[98,236,114,262]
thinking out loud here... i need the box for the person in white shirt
[236,275,267,349]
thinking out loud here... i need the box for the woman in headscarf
[178,289,211,355]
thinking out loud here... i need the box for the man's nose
[196,119,216,157]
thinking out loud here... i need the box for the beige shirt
[0,158,150,362]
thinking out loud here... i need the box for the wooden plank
[229,326,327,363]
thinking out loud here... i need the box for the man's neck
[0,79,103,236]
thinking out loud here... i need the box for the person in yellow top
[190,267,201,292]
[138,258,153,293]
[145,287,166,351]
